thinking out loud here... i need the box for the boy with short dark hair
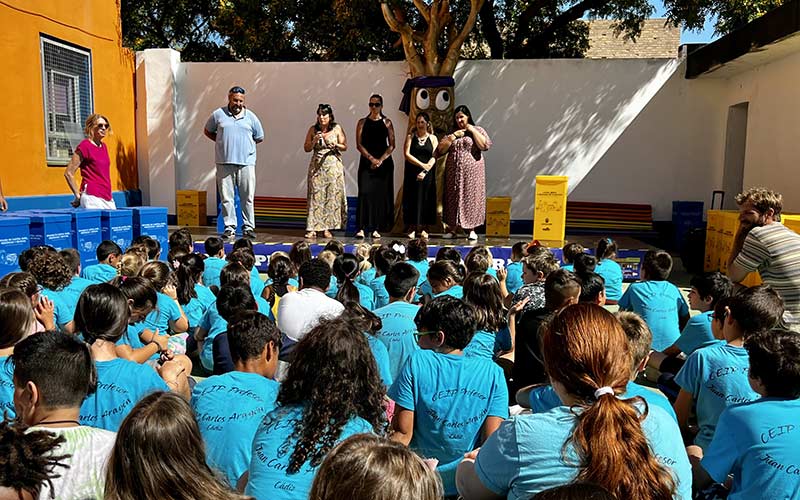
[373,262,421,380]
[618,250,690,351]
[389,296,508,496]
[195,284,257,374]
[649,272,732,373]
[560,242,583,272]
[674,285,783,461]
[202,236,227,289]
[12,332,115,499]
[695,328,800,497]
[169,227,193,254]
[504,241,527,295]
[577,271,606,305]
[81,240,122,283]
[370,248,402,309]
[192,310,281,487]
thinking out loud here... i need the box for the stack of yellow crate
[704,211,720,272]
[486,197,512,237]
[176,190,207,227]
[704,209,761,286]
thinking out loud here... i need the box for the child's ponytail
[175,254,203,305]
[334,254,361,306]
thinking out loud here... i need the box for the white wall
[722,50,800,213]
[138,52,737,221]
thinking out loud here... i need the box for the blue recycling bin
[32,208,103,267]
[101,209,133,250]
[126,207,168,259]
[0,216,31,276]
[11,211,72,251]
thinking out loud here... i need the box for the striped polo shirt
[734,222,800,327]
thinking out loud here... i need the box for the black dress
[357,118,395,232]
[403,134,437,226]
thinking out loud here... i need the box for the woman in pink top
[64,113,116,209]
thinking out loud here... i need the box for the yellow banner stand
[533,176,568,247]
[486,197,512,237]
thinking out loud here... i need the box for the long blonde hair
[104,392,251,500]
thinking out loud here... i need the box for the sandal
[420,230,429,240]
[355,230,365,239]
[304,231,317,239]
[323,230,333,239]
[407,231,416,239]
[372,231,381,239]
[442,232,455,239]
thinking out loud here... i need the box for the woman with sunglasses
[64,113,116,209]
[355,94,396,239]
[304,104,348,240]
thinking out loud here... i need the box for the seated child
[505,247,559,317]
[369,248,402,309]
[195,283,257,374]
[504,241,527,295]
[192,311,281,487]
[341,304,393,388]
[81,240,122,283]
[0,272,55,332]
[418,247,463,299]
[78,284,187,431]
[462,272,509,360]
[202,236,227,289]
[618,250,690,351]
[572,253,597,275]
[333,253,375,310]
[0,288,37,418]
[168,227,193,255]
[457,303,691,499]
[12,332,116,499]
[175,253,217,332]
[265,253,297,319]
[27,251,79,333]
[59,248,93,295]
[227,246,265,300]
[577,271,606,305]
[245,316,385,499]
[425,260,464,300]
[406,238,430,291]
[112,276,168,364]
[373,262,421,380]
[138,261,189,355]
[465,246,497,278]
[594,238,623,303]
[649,272,732,374]
[211,286,262,375]
[388,296,509,496]
[319,250,340,299]
[674,285,783,459]
[309,434,443,500]
[132,234,161,260]
[560,242,584,271]
[695,328,800,499]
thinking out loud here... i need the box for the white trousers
[216,163,255,231]
[80,192,117,209]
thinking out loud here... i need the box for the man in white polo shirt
[204,86,264,240]
[277,259,344,357]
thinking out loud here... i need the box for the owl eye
[435,90,450,111]
[415,89,430,110]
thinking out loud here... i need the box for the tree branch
[509,0,552,56]
[479,0,504,58]
[412,0,431,23]
[441,0,484,75]
[528,0,605,50]
[381,2,426,75]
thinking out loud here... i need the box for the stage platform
[186,226,659,281]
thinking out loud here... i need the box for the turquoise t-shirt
[701,398,800,500]
[561,263,574,271]
[618,281,689,351]
[409,259,430,288]
[326,280,374,310]
[464,330,496,360]
[370,275,390,310]
[356,267,377,287]
[433,285,463,300]
[245,404,374,500]
[674,311,719,355]
[675,342,760,449]
[419,279,433,300]
[79,358,168,431]
[81,263,118,283]
[524,382,677,422]
[474,404,692,499]
[373,301,421,381]
[68,276,94,296]
[183,284,217,330]
[365,333,393,387]
[505,261,524,295]
[202,257,226,288]
[191,372,280,487]
[0,357,15,419]
[250,267,265,299]
[197,299,272,370]
[324,276,339,299]
[388,350,509,495]
[595,259,624,301]
[41,283,82,330]
[143,292,182,334]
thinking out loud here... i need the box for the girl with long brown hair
[457,303,691,499]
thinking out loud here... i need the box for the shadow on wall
[115,139,137,191]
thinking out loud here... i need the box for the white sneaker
[442,232,455,239]
[372,231,381,239]
[407,231,416,239]
[468,230,478,241]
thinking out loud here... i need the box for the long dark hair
[463,272,506,332]
[333,253,361,306]
[314,104,338,132]
[452,104,476,130]
[175,254,204,305]
[277,316,386,473]
[289,241,312,271]
[267,254,294,298]
[74,284,130,344]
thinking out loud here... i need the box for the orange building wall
[0,0,137,197]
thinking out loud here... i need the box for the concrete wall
[0,0,137,197]
[135,54,725,220]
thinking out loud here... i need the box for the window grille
[40,35,93,165]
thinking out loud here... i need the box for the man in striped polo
[727,187,800,331]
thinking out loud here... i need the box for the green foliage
[662,0,785,34]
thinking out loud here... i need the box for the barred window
[40,35,93,165]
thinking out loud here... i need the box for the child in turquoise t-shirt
[560,242,584,272]
[459,303,691,500]
[696,328,800,500]
[202,236,227,289]
[388,296,509,496]
[369,247,402,309]
[462,272,509,360]
[675,285,784,461]
[373,263,421,380]
[174,253,216,330]
[406,238,430,291]
[0,287,40,419]
[28,252,79,333]
[332,254,375,310]
[427,261,464,300]
[191,311,281,487]
[245,316,384,500]
[81,240,122,284]
[504,242,527,295]
[593,237,624,302]
[618,250,689,351]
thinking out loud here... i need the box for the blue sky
[649,0,720,43]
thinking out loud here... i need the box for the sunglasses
[368,102,382,108]
[229,86,246,94]
[96,123,109,129]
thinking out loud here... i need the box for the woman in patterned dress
[303,104,348,240]
[436,105,492,241]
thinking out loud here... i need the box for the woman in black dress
[355,94,396,239]
[403,112,439,240]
